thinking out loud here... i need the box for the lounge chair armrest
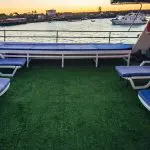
[140,61,150,66]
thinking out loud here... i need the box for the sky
[0,0,150,14]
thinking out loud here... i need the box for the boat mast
[128,3,143,31]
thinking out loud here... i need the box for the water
[0,18,146,43]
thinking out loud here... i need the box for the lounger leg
[62,54,64,68]
[123,56,130,66]
[26,59,31,68]
[93,55,98,67]
[128,78,150,89]
[0,67,19,77]
[27,54,29,68]
[96,54,98,68]
[127,54,131,66]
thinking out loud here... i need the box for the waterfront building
[59,12,73,19]
[37,14,45,21]
[46,9,56,18]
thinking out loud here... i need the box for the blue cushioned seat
[0,78,10,95]
[0,42,133,51]
[115,66,150,78]
[0,58,26,66]
[95,43,132,50]
[138,90,150,111]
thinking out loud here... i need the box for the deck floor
[0,60,150,150]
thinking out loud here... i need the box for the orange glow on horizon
[0,0,150,14]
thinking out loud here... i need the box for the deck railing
[0,30,142,43]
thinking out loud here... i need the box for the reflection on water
[0,18,145,43]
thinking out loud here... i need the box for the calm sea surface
[0,18,146,44]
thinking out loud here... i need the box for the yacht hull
[111,19,147,25]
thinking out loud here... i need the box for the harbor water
[0,18,146,44]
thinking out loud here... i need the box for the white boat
[146,15,150,20]
[111,13,147,25]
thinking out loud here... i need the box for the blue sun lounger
[0,78,10,96]
[0,55,26,77]
[138,90,150,111]
[0,42,132,68]
[115,61,150,89]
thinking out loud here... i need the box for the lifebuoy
[146,21,150,32]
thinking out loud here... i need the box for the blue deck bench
[0,42,132,68]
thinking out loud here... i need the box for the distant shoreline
[0,9,150,26]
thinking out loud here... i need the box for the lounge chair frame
[0,82,10,96]
[0,66,22,77]
[138,94,150,111]
[0,54,24,77]
[123,61,150,90]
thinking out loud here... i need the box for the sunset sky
[0,0,150,14]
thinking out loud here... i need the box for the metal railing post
[4,30,6,42]
[108,31,111,44]
[56,31,59,43]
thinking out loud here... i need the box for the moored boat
[111,13,147,25]
[0,18,27,26]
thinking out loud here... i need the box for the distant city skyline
[0,0,150,14]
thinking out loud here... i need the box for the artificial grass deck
[0,60,150,150]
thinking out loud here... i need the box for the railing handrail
[0,29,142,32]
[0,36,139,38]
[0,29,142,43]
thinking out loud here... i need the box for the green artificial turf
[0,60,150,150]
